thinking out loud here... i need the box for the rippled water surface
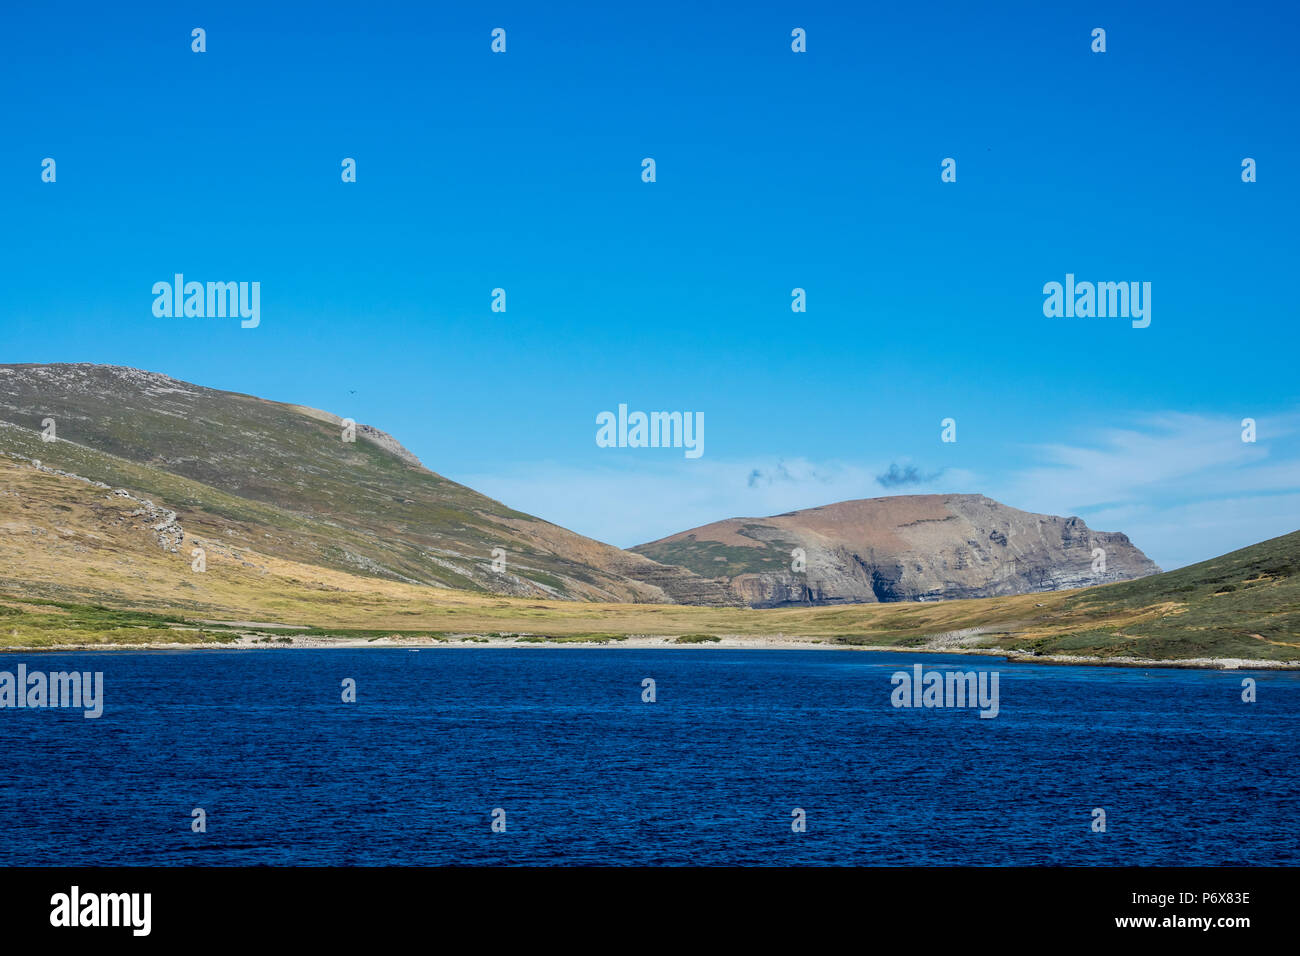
[1,648,1295,865]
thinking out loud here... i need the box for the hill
[0,449,1293,662]
[633,494,1159,606]
[0,363,736,605]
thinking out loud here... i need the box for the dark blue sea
[1,648,1295,866]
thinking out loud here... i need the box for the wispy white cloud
[1001,413,1288,507]
[458,411,1300,571]
[990,411,1300,568]
[1077,496,1300,571]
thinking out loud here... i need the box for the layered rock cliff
[633,494,1160,607]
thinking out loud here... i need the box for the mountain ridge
[633,493,1160,607]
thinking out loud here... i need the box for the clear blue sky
[2,0,1297,569]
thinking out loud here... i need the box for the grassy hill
[1041,529,1300,659]
[0,363,733,604]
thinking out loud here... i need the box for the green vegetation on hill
[1031,529,1300,660]
[0,364,714,603]
[636,531,802,578]
[0,597,236,648]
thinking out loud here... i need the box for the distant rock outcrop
[633,494,1161,607]
[1,440,185,553]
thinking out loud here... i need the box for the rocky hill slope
[633,494,1160,607]
[0,363,738,605]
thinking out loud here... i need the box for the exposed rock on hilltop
[632,494,1160,607]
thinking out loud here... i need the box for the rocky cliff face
[632,494,1161,607]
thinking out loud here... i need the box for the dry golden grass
[0,458,1065,638]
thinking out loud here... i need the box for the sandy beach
[9,629,1299,671]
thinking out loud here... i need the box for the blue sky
[2,0,1297,569]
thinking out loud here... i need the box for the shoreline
[3,632,1297,671]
